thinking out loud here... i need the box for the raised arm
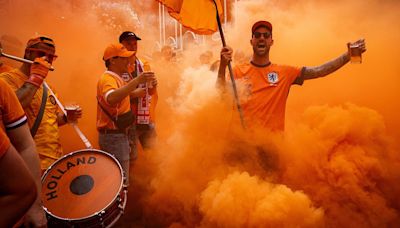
[302,39,366,80]
[16,58,51,108]
[217,46,233,88]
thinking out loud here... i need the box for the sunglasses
[253,32,271,39]
[26,47,58,62]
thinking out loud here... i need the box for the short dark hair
[105,59,111,68]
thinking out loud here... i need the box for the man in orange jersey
[218,20,366,131]
[0,79,43,227]
[97,43,154,184]
[119,31,158,154]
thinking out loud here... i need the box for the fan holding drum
[0,36,86,227]
[0,36,83,172]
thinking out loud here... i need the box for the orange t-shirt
[0,78,27,131]
[97,71,131,130]
[232,62,304,131]
[0,79,27,159]
[0,69,62,169]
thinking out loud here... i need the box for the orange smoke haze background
[1,0,399,227]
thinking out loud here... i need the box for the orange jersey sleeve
[0,79,27,130]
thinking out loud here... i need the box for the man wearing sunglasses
[218,20,366,131]
[0,36,82,227]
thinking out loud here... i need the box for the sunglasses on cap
[253,32,271,39]
[26,47,58,62]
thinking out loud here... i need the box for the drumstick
[0,49,92,149]
[0,48,55,71]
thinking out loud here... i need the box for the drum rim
[41,148,125,221]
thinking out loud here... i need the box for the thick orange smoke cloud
[281,103,400,227]
[199,172,324,227]
[1,0,399,227]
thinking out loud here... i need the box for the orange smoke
[199,172,324,227]
[281,103,400,227]
[1,0,400,228]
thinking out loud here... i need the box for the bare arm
[15,82,40,108]
[7,123,47,227]
[16,59,51,108]
[107,72,154,105]
[130,87,146,98]
[217,46,233,88]
[302,39,366,80]
[0,144,37,228]
[302,53,350,80]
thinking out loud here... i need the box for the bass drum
[41,149,127,228]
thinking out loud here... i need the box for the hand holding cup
[347,39,366,63]
[64,104,82,123]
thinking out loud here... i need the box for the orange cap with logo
[26,36,56,48]
[103,43,136,61]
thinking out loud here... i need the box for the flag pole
[212,0,246,128]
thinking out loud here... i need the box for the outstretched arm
[302,39,366,80]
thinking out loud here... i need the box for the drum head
[41,149,124,220]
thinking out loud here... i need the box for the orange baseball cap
[26,36,56,48]
[103,43,135,61]
[252,21,273,33]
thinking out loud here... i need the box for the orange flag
[156,0,223,35]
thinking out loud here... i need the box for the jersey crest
[266,72,279,85]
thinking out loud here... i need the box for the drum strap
[97,96,117,123]
[30,85,48,137]
[97,96,133,130]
